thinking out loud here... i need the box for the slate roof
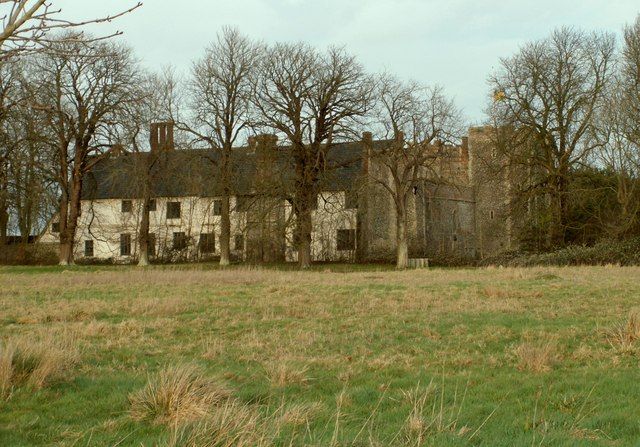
[81,139,393,200]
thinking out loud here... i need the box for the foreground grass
[0,265,639,445]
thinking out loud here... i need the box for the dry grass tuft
[264,361,309,388]
[129,364,232,426]
[280,401,325,426]
[0,334,80,399]
[513,341,558,373]
[399,378,474,443]
[606,309,640,353]
[166,400,270,447]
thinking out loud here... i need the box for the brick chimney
[461,136,469,162]
[255,134,278,170]
[150,122,175,152]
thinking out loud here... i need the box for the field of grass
[1,265,639,446]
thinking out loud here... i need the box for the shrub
[0,243,58,265]
[129,364,231,426]
[480,237,640,267]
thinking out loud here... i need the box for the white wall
[41,192,358,263]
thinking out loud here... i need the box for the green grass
[0,265,639,446]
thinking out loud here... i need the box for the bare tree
[253,43,372,268]
[30,33,143,264]
[0,0,141,60]
[0,58,22,245]
[488,28,616,247]
[592,16,640,238]
[181,27,259,266]
[6,91,53,243]
[369,74,462,268]
[620,16,640,149]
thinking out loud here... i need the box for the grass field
[0,265,639,446]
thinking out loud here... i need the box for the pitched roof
[81,139,393,200]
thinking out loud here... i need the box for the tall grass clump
[513,341,559,373]
[166,400,272,447]
[263,361,309,388]
[606,309,640,353]
[397,378,478,443]
[0,334,80,399]
[129,364,232,426]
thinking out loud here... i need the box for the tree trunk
[219,193,231,266]
[138,197,150,266]
[396,203,409,269]
[58,189,70,265]
[58,163,83,265]
[0,172,7,246]
[548,172,568,248]
[0,204,7,247]
[297,207,312,269]
[59,239,73,266]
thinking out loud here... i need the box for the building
[39,123,513,263]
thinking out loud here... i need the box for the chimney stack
[150,121,175,152]
[461,136,469,160]
[254,134,278,187]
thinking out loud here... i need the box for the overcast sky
[58,0,639,123]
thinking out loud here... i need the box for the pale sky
[59,0,639,123]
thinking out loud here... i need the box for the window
[490,210,495,220]
[345,190,358,209]
[213,200,222,216]
[51,222,60,233]
[234,234,244,251]
[199,233,215,253]
[121,200,132,213]
[173,232,188,250]
[120,233,131,256]
[148,199,156,212]
[412,185,419,195]
[336,229,356,251]
[148,233,156,257]
[167,201,181,219]
[84,240,94,257]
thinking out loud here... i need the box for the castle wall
[357,135,477,262]
[468,127,514,257]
